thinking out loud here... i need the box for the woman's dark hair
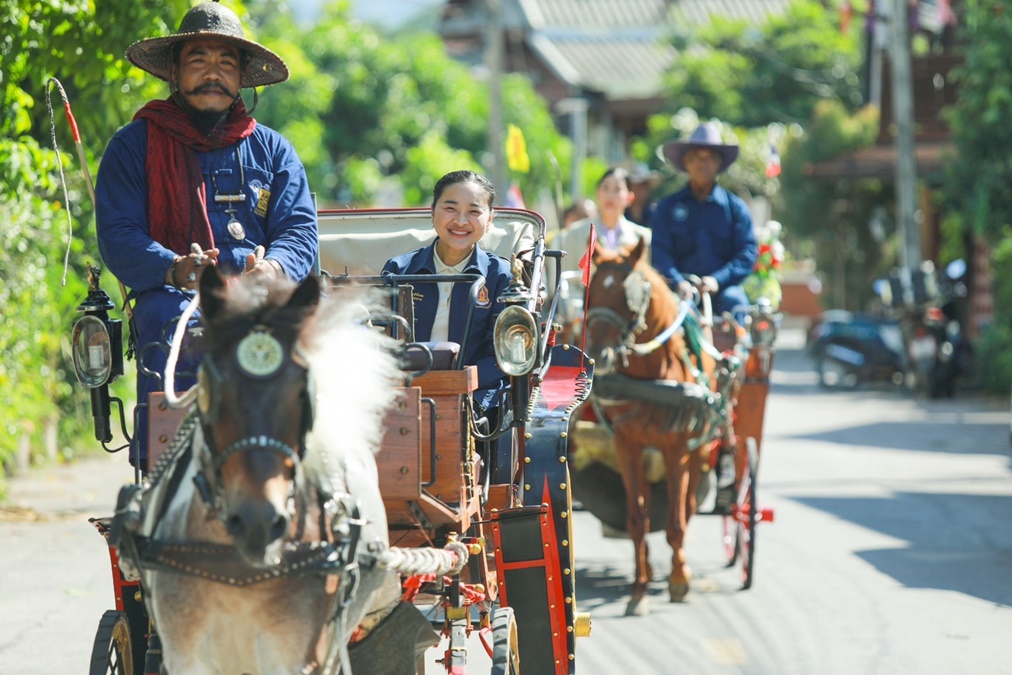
[596,167,632,191]
[431,170,496,209]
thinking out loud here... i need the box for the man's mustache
[185,83,236,97]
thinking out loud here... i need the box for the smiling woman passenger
[382,170,512,413]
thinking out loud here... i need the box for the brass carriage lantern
[71,264,124,442]
[494,254,540,377]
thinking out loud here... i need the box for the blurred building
[437,0,788,198]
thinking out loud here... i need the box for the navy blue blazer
[382,240,512,410]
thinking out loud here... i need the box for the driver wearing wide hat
[649,121,758,323]
[95,1,318,471]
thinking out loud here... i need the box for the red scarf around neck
[134,98,257,256]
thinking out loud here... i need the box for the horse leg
[616,433,651,616]
[664,439,692,603]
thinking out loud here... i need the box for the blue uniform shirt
[383,240,511,410]
[649,183,757,291]
[96,119,318,290]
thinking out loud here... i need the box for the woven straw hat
[660,122,739,174]
[125,2,288,88]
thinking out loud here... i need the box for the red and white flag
[504,182,526,209]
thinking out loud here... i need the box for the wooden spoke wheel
[490,606,520,675]
[89,610,134,675]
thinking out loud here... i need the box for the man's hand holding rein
[243,244,285,280]
[167,243,220,291]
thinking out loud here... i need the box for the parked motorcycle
[806,309,908,390]
[878,259,969,398]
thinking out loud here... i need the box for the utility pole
[556,97,588,202]
[485,0,506,194]
[890,0,921,268]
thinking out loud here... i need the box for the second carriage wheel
[490,606,520,675]
[89,610,134,675]
[722,506,739,567]
[736,438,760,590]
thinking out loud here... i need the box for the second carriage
[557,261,778,592]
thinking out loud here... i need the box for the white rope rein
[163,293,202,409]
[378,541,469,578]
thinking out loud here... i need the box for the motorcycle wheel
[817,357,858,389]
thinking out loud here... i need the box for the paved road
[2,328,1011,673]
[570,329,1012,674]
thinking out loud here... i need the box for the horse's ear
[287,274,321,313]
[628,237,647,266]
[199,265,227,321]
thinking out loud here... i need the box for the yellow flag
[506,124,530,174]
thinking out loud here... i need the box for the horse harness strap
[112,412,370,588]
[135,539,339,586]
[211,434,301,472]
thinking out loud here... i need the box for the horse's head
[194,267,320,566]
[584,238,655,375]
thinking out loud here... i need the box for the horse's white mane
[297,285,403,496]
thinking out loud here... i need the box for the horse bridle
[585,261,654,360]
[191,327,316,523]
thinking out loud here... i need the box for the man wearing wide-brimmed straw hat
[649,121,757,322]
[95,1,318,473]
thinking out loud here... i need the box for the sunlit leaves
[664,0,863,127]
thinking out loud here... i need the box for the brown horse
[584,238,723,615]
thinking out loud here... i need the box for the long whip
[47,77,133,321]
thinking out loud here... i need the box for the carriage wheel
[490,606,520,675]
[736,438,760,590]
[89,610,134,675]
[722,509,739,566]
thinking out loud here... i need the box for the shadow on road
[789,417,1008,457]
[794,492,1012,606]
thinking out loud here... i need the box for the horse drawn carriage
[72,207,593,674]
[556,239,778,614]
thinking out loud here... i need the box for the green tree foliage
[778,101,890,309]
[1,0,568,489]
[1,0,188,487]
[665,0,864,127]
[249,1,569,207]
[942,0,1012,392]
